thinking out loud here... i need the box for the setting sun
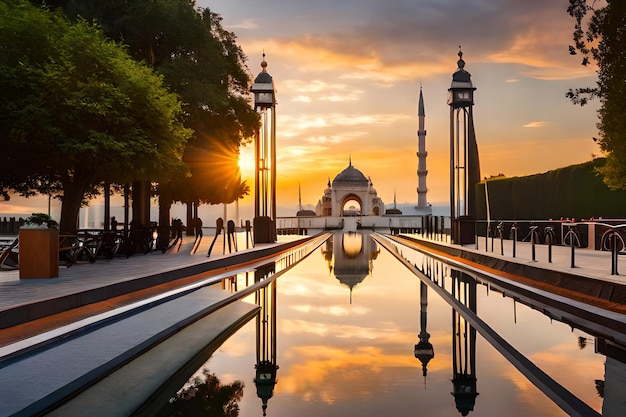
[238,144,256,181]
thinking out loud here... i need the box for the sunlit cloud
[283,145,329,157]
[292,95,312,103]
[523,121,548,128]
[487,24,596,80]
[320,93,361,102]
[280,279,347,298]
[283,79,354,94]
[244,38,451,85]
[279,344,451,403]
[281,112,409,130]
[304,136,338,145]
[291,304,369,317]
[226,18,258,29]
[506,79,519,83]
[277,113,410,143]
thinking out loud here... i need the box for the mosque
[314,157,385,217]
[299,88,432,218]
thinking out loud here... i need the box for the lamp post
[448,47,480,244]
[250,54,277,243]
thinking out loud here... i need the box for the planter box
[19,228,59,279]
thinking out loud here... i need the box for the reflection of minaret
[451,271,479,416]
[415,280,435,381]
[417,87,430,211]
[254,269,279,416]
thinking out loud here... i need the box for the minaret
[417,87,429,209]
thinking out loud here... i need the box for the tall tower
[417,87,429,209]
[251,54,277,243]
[448,47,480,244]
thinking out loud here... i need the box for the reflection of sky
[200,235,604,416]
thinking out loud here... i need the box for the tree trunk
[185,200,193,235]
[158,194,172,229]
[58,169,94,235]
[59,184,87,235]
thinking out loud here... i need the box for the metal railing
[478,219,626,275]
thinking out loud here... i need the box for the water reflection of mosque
[322,232,480,415]
[415,256,626,416]
[321,232,380,303]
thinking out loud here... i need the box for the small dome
[451,48,473,87]
[332,164,369,187]
[385,208,403,215]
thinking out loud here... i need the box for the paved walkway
[0,232,309,331]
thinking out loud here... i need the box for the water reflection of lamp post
[450,271,479,415]
[448,47,480,245]
[250,54,277,244]
[254,268,278,416]
[415,281,435,381]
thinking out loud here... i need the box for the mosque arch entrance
[341,196,362,216]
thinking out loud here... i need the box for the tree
[567,0,626,189]
[48,0,260,224]
[162,368,244,417]
[0,0,191,233]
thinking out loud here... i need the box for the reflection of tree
[595,379,605,398]
[162,368,244,417]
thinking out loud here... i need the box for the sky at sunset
[0,0,605,222]
[206,0,602,213]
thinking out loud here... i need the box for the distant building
[296,184,316,217]
[385,190,403,215]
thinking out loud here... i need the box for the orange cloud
[487,24,596,80]
[523,121,548,128]
[278,344,451,403]
[244,38,451,84]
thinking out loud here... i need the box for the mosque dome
[332,162,369,187]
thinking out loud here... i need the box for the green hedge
[476,158,626,220]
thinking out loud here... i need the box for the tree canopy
[567,0,626,189]
[0,0,191,232]
[49,0,260,210]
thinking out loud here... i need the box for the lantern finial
[457,46,465,70]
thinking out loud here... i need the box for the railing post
[512,223,517,258]
[545,227,553,263]
[611,231,619,275]
[569,225,575,268]
[530,226,537,261]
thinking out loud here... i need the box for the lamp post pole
[447,47,479,245]
[251,54,277,243]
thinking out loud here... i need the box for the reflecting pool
[156,231,624,416]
